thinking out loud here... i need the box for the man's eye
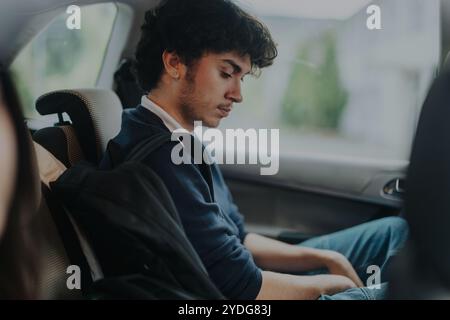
[221,72,232,79]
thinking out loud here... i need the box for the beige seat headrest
[35,89,123,164]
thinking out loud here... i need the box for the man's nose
[226,79,243,103]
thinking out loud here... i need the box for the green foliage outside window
[281,32,348,130]
[9,3,117,119]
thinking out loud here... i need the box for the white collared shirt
[140,95,213,163]
[140,95,187,133]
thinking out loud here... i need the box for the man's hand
[256,272,358,300]
[314,274,358,296]
[244,233,365,287]
[322,250,364,287]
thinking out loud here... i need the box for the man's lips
[218,105,232,116]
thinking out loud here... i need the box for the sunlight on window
[237,0,372,19]
[223,0,440,161]
[9,3,117,119]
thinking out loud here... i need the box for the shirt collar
[140,96,211,158]
[140,95,188,133]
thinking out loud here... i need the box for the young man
[101,0,408,300]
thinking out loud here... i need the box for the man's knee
[377,216,409,252]
[380,216,408,234]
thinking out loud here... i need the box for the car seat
[32,89,123,299]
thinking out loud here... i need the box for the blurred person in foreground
[0,67,41,299]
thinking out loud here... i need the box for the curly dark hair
[135,0,277,93]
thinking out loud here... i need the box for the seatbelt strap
[125,132,216,202]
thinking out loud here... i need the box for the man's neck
[146,92,193,132]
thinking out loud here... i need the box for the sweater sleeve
[144,143,262,299]
[227,197,248,243]
[209,163,248,242]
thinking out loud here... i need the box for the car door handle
[383,178,405,196]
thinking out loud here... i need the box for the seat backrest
[19,136,82,299]
[32,134,101,299]
[33,125,84,168]
[389,69,450,299]
[36,187,83,299]
[31,88,123,298]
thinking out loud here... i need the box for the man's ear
[162,50,183,80]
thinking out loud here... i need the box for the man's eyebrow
[222,59,251,75]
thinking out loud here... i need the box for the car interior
[1,0,450,299]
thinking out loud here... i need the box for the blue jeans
[298,216,409,300]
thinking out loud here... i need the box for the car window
[9,3,117,122]
[223,0,440,161]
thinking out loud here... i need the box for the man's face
[177,52,251,129]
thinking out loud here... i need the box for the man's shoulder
[122,105,168,133]
[100,105,172,169]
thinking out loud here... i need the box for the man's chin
[200,118,221,128]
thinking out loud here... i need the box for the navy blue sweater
[100,106,262,299]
